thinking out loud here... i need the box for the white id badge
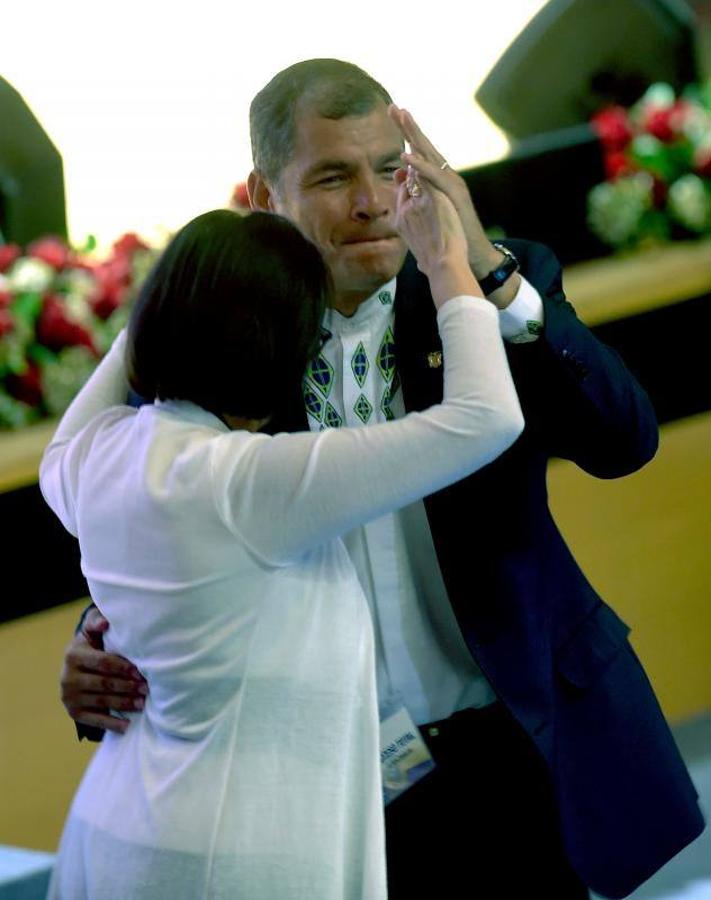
[380,705,436,805]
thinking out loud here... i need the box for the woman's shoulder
[138,404,260,482]
[68,404,137,446]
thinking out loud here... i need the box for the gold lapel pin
[427,351,442,369]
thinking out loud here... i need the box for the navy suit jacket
[271,240,704,898]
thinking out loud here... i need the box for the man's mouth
[341,235,398,245]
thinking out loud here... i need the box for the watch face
[480,244,520,295]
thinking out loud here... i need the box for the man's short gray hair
[250,59,393,185]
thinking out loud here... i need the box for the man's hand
[61,608,147,735]
[388,105,521,309]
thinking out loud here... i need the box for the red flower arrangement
[0,233,158,429]
[230,182,251,211]
[587,81,711,249]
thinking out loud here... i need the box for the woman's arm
[212,294,524,566]
[39,330,130,534]
[39,330,143,736]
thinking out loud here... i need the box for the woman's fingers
[401,152,451,192]
[405,164,422,198]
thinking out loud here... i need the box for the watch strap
[478,243,520,296]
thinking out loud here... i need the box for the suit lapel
[394,254,445,413]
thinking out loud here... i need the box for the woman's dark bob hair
[127,209,330,420]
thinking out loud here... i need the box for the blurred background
[1,0,552,252]
[1,1,710,897]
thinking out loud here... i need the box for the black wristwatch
[478,243,520,296]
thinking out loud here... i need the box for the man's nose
[351,175,390,221]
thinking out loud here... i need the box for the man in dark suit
[60,59,704,898]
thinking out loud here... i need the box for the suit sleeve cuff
[76,722,105,742]
[498,276,545,343]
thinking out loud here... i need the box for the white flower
[587,173,654,246]
[632,134,664,157]
[42,347,97,416]
[680,105,711,143]
[640,82,676,110]
[60,268,96,303]
[6,258,54,294]
[668,174,711,232]
[64,292,93,326]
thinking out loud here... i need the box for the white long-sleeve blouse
[41,294,523,900]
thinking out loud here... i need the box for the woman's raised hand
[393,169,468,277]
[390,107,481,306]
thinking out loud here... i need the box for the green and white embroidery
[351,342,370,388]
[303,382,324,424]
[377,326,396,385]
[354,393,373,424]
[324,401,343,429]
[306,354,335,399]
[381,371,401,421]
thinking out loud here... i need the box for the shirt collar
[324,277,397,336]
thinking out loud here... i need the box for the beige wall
[0,600,96,852]
[548,411,711,722]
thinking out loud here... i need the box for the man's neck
[332,281,393,318]
[332,291,372,319]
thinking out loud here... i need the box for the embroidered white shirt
[304,275,544,724]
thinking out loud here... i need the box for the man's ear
[247,170,276,212]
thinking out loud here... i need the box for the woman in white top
[40,171,523,899]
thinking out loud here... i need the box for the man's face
[265,102,408,313]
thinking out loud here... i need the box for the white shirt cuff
[498,276,544,343]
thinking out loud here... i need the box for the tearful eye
[317,174,346,186]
